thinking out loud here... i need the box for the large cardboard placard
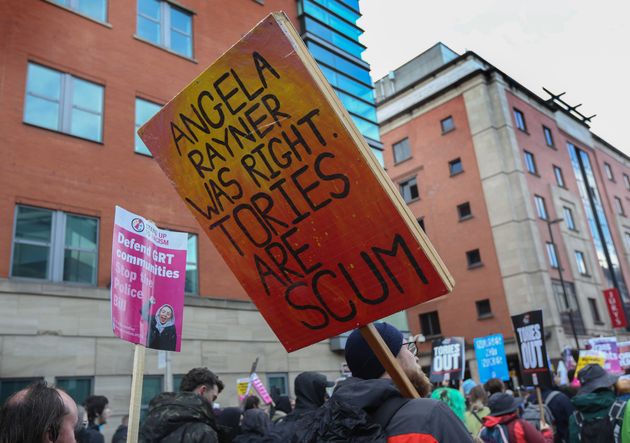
[474,334,509,383]
[619,341,630,370]
[138,13,453,351]
[512,310,551,386]
[429,337,465,383]
[111,206,187,352]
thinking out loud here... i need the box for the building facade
[376,44,630,380]
[0,0,381,436]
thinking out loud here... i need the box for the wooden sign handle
[359,323,419,399]
[535,386,547,426]
[127,344,146,443]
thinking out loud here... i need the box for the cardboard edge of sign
[270,12,454,294]
[137,11,454,304]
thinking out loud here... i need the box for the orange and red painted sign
[139,13,453,351]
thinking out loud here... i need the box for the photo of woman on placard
[148,303,177,351]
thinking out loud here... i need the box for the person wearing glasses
[140,367,224,443]
[333,322,474,442]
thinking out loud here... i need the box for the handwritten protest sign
[588,336,622,374]
[474,334,509,383]
[138,13,453,351]
[512,310,551,386]
[429,337,465,383]
[237,377,251,401]
[111,206,187,352]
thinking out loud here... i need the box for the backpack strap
[471,409,483,424]
[573,411,584,442]
[544,390,560,406]
[371,396,411,430]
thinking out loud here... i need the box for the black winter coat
[148,317,177,351]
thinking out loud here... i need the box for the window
[135,98,161,156]
[553,165,565,188]
[399,177,419,203]
[11,205,99,284]
[534,195,548,220]
[440,116,455,133]
[563,207,576,231]
[267,373,289,397]
[392,138,411,163]
[185,234,198,294]
[141,375,163,420]
[417,217,425,232]
[546,242,559,268]
[588,298,603,324]
[137,0,193,58]
[51,0,108,22]
[56,377,92,404]
[419,311,441,337]
[524,151,537,174]
[575,250,588,275]
[0,378,43,405]
[466,249,482,268]
[624,174,630,191]
[552,280,585,334]
[24,63,104,142]
[626,232,630,249]
[173,374,184,391]
[604,162,614,181]
[543,126,554,147]
[457,202,472,220]
[514,108,527,132]
[476,299,492,318]
[449,158,463,176]
[614,197,625,216]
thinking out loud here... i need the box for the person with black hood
[233,409,272,443]
[139,367,224,443]
[266,371,333,440]
[270,396,292,423]
[216,408,243,443]
[567,363,625,443]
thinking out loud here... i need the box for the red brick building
[376,44,630,380]
[0,0,380,434]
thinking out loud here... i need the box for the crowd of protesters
[2,322,630,443]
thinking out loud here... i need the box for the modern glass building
[297,0,384,165]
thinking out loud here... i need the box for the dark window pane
[467,249,482,266]
[12,243,50,278]
[65,215,98,250]
[63,250,97,283]
[141,376,163,421]
[476,299,492,317]
[56,378,92,404]
[457,202,471,219]
[449,158,463,175]
[0,379,43,405]
[15,206,52,242]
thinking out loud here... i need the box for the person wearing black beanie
[333,322,474,443]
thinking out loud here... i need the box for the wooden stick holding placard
[127,344,146,443]
[536,386,547,426]
[360,323,419,399]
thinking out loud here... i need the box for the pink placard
[250,373,273,404]
[111,206,187,352]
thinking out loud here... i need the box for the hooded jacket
[568,389,621,443]
[148,313,177,351]
[139,392,218,443]
[481,413,553,443]
[233,409,272,443]
[330,378,473,442]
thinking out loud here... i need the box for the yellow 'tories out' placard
[139,12,454,351]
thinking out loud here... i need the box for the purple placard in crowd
[111,206,187,352]
[588,336,622,374]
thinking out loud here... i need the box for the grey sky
[359,0,630,155]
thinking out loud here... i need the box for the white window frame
[534,195,548,220]
[524,151,537,174]
[563,207,576,231]
[514,108,527,131]
[614,197,625,216]
[399,177,419,203]
[392,138,411,164]
[604,162,614,181]
[10,205,99,285]
[575,250,588,275]
[51,0,108,22]
[137,0,193,57]
[185,233,198,294]
[546,242,559,268]
[24,62,104,142]
[553,165,565,187]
